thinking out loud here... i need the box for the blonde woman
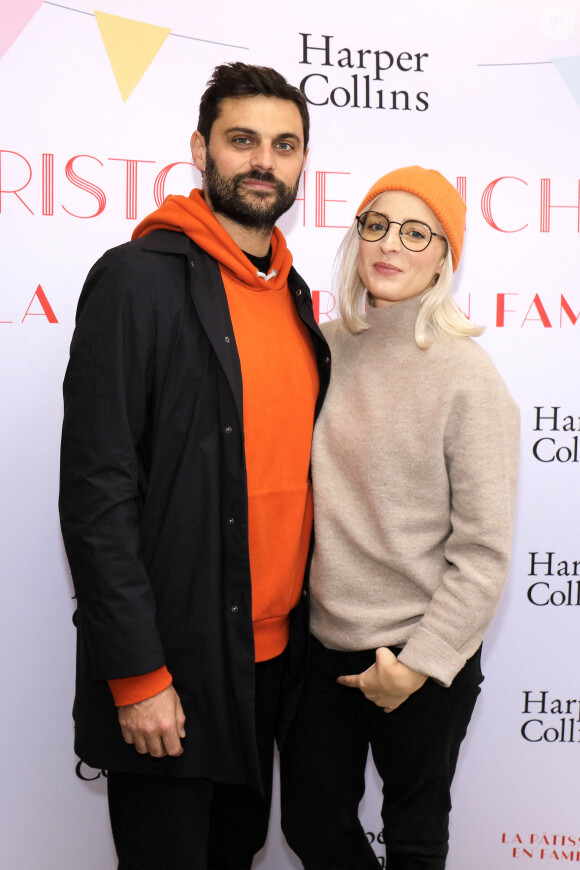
[281,167,520,870]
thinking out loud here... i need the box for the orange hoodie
[109,190,318,706]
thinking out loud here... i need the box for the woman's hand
[337,648,428,712]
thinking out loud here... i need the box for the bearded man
[59,62,329,870]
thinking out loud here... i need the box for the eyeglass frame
[356,210,447,253]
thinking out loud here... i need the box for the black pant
[107,653,285,870]
[280,637,483,870]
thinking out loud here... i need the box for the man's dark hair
[197,62,310,149]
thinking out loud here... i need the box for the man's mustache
[244,169,278,184]
[238,169,279,185]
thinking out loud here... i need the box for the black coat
[59,229,330,788]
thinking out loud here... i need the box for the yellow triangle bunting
[94,10,171,102]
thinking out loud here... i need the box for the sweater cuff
[397,627,465,688]
[108,666,172,707]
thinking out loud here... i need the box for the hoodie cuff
[107,666,172,707]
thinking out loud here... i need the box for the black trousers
[280,637,483,870]
[107,653,285,870]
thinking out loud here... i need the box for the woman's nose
[379,223,402,252]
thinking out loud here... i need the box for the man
[59,62,329,869]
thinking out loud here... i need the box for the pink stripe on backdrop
[0,0,44,62]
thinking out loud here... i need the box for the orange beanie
[357,166,466,271]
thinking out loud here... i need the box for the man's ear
[190,131,207,172]
[300,146,309,174]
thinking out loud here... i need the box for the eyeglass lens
[358,212,433,251]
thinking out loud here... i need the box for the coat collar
[135,229,329,426]
[138,228,194,255]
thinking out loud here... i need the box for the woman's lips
[373,262,402,276]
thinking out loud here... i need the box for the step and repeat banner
[1,1,578,867]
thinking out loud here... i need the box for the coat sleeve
[59,247,166,680]
[397,350,520,686]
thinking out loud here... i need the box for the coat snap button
[228,517,235,525]
[295,288,302,296]
[224,426,232,434]
[225,336,230,343]
[231,605,238,613]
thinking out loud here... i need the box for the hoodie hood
[132,189,293,292]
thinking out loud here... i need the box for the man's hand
[337,648,428,713]
[118,684,186,757]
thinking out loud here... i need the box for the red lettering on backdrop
[153,162,195,207]
[560,295,580,326]
[4,155,580,238]
[21,285,58,323]
[497,293,578,327]
[496,293,518,327]
[540,178,580,232]
[521,294,552,328]
[0,150,34,214]
[292,170,307,227]
[109,158,155,220]
[312,290,337,323]
[62,155,106,218]
[315,171,350,228]
[312,290,321,323]
[501,833,523,844]
[481,177,528,232]
[42,153,54,216]
[456,294,471,321]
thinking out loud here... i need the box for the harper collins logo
[532,406,580,463]
[297,33,429,111]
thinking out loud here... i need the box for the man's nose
[250,143,276,172]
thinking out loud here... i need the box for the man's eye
[276,142,293,151]
[233,137,252,146]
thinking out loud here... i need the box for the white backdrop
[1,1,579,867]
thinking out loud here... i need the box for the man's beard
[204,150,300,233]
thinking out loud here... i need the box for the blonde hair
[336,200,483,349]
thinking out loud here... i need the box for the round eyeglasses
[356,210,446,252]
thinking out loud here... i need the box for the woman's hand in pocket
[337,648,427,712]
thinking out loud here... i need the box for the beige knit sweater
[310,296,520,687]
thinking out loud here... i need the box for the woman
[281,167,520,870]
